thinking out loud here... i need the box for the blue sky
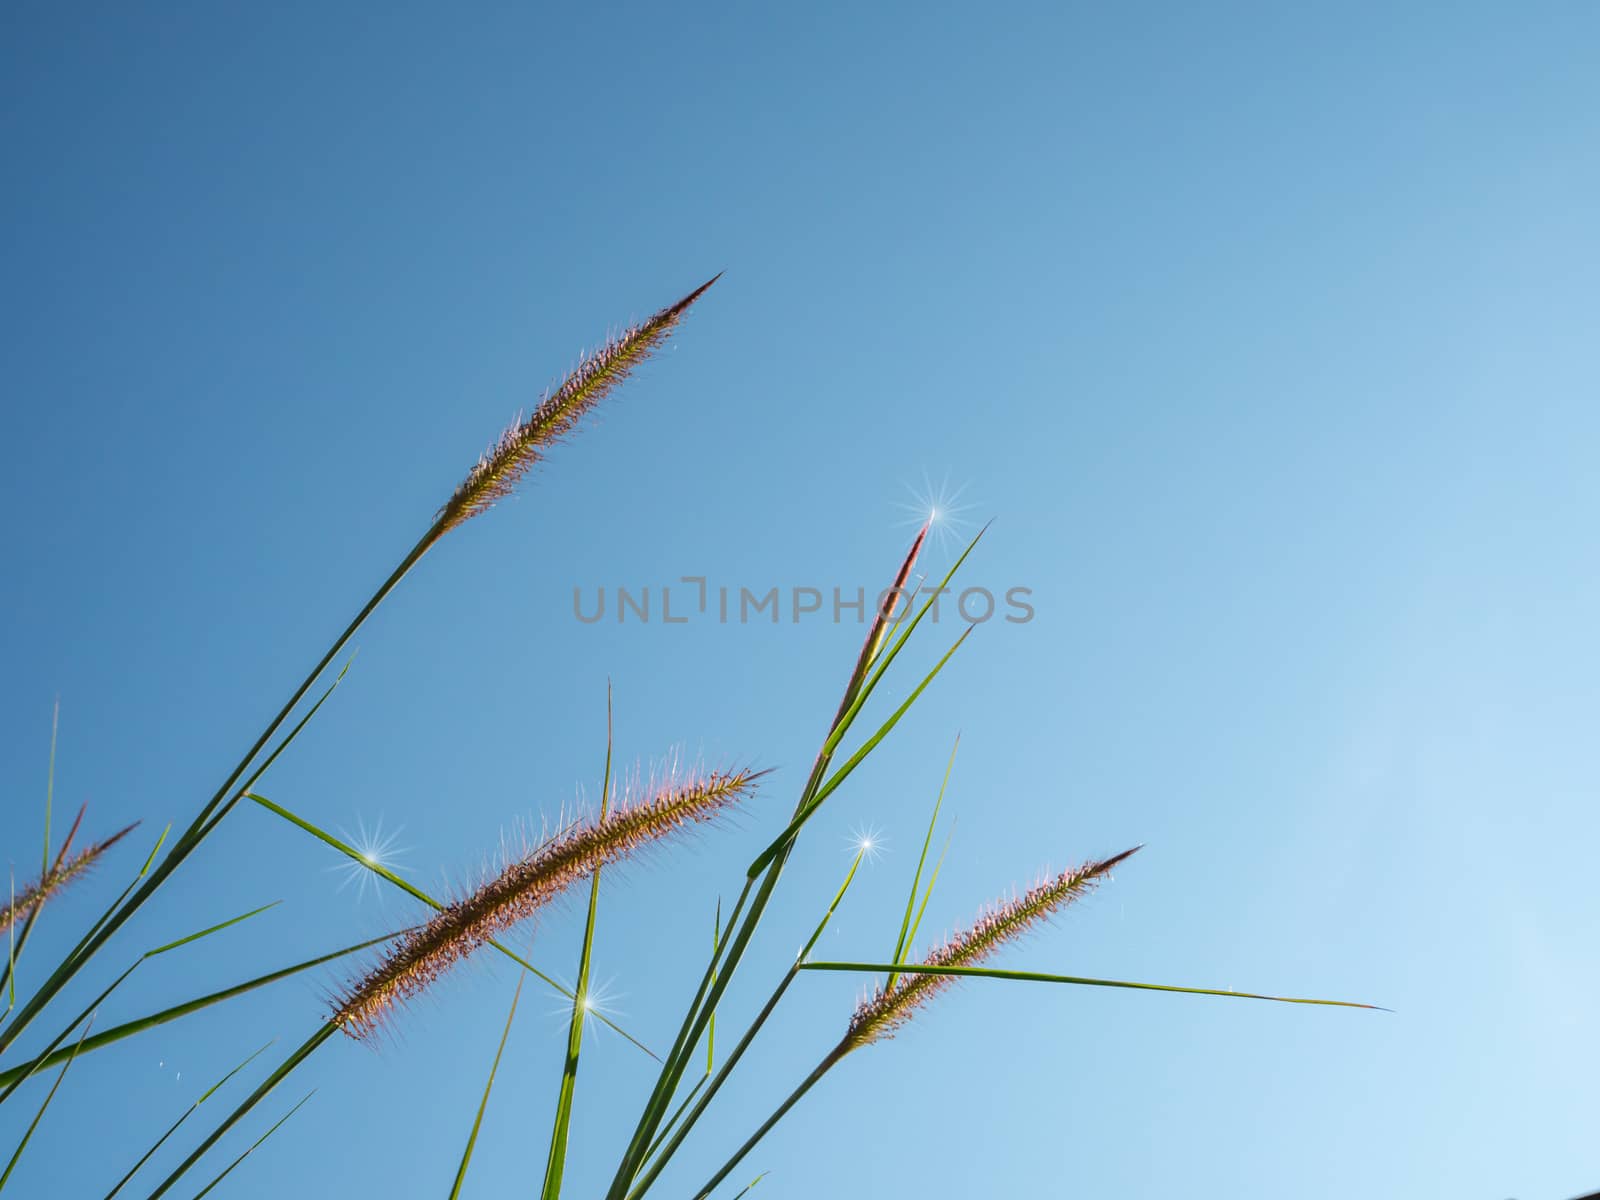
[3,3,1598,1197]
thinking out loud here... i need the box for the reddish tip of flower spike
[667,272,722,317]
[1096,845,1142,874]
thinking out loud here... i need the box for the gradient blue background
[3,4,1597,1197]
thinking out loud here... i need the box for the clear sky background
[3,4,1598,1198]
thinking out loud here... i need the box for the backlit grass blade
[189,1090,314,1200]
[900,824,954,981]
[626,851,867,1200]
[747,623,975,878]
[0,663,349,1059]
[813,524,988,774]
[540,688,614,1200]
[103,1042,272,1199]
[59,825,171,977]
[608,529,963,1200]
[449,976,523,1200]
[148,902,278,957]
[195,659,355,843]
[0,931,398,1091]
[145,1022,339,1199]
[798,962,1386,1009]
[0,900,276,1107]
[729,1173,768,1199]
[888,736,959,991]
[0,1017,90,1192]
[247,791,653,1057]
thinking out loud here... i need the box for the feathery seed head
[435,275,720,536]
[839,846,1140,1052]
[333,760,761,1039]
[0,821,139,933]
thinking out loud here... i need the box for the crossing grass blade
[189,1090,314,1200]
[0,932,400,1091]
[625,850,867,1200]
[797,961,1387,1009]
[0,662,349,1060]
[103,1042,273,1199]
[449,975,524,1200]
[0,1018,90,1192]
[145,1021,340,1199]
[540,687,614,1200]
[607,527,968,1200]
[747,622,975,879]
[0,901,278,1108]
[246,791,654,1057]
[887,736,959,992]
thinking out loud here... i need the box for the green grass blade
[798,962,1386,1009]
[145,1022,339,1199]
[0,631,362,1059]
[900,824,953,979]
[246,790,654,1059]
[729,1173,768,1199]
[690,1053,841,1200]
[812,524,988,773]
[747,623,975,879]
[609,530,975,1199]
[540,688,613,1200]
[708,900,720,1074]
[0,931,397,1092]
[2,901,273,1108]
[103,1042,272,1199]
[0,962,139,1107]
[148,902,278,957]
[189,1090,314,1200]
[627,851,866,1200]
[449,975,524,1200]
[29,824,170,1010]
[0,1016,90,1192]
[639,1075,708,1167]
[888,736,958,990]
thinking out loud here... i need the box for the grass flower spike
[840,846,1140,1052]
[333,763,762,1038]
[1,820,139,934]
[436,275,721,535]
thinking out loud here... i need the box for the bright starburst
[329,815,407,904]
[546,973,625,1030]
[847,822,887,864]
[894,469,977,553]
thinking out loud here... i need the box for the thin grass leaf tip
[436,275,721,535]
[1,821,139,934]
[333,763,763,1038]
[839,846,1139,1052]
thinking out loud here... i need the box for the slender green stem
[626,852,863,1200]
[0,526,440,1057]
[690,1048,847,1200]
[144,1021,340,1199]
[0,1017,90,1192]
[103,1043,272,1199]
[608,529,971,1199]
[449,977,523,1200]
[0,931,397,1091]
